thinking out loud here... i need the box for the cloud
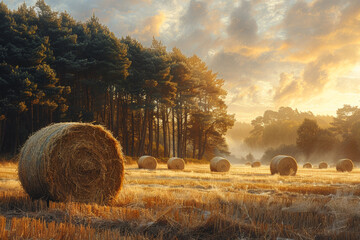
[303,46,359,92]
[271,0,360,108]
[47,0,151,18]
[130,12,166,44]
[231,85,262,104]
[169,0,223,57]
[281,0,360,62]
[273,72,302,105]
[227,0,258,45]
[180,0,207,30]
[209,50,274,87]
[273,44,360,106]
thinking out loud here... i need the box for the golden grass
[1,163,360,239]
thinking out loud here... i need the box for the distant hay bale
[303,162,312,168]
[245,161,251,166]
[319,162,328,169]
[210,157,230,172]
[336,159,354,172]
[270,155,298,176]
[138,155,157,170]
[251,161,261,168]
[18,122,124,204]
[167,157,185,170]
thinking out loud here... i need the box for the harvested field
[1,162,360,239]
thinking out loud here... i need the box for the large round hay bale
[167,157,185,170]
[336,159,354,172]
[210,157,230,172]
[319,162,328,169]
[251,161,261,168]
[270,155,297,176]
[18,122,124,204]
[303,162,312,168]
[138,155,157,170]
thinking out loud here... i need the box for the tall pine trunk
[162,108,167,157]
[138,108,148,156]
[131,110,135,156]
[177,109,182,157]
[0,118,6,152]
[200,131,208,159]
[156,105,160,157]
[197,128,202,160]
[147,110,153,155]
[121,96,129,155]
[115,95,121,139]
[172,108,175,157]
[13,115,19,154]
[109,90,113,131]
[30,103,34,133]
[167,110,171,157]
[183,109,188,158]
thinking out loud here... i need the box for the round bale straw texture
[251,161,261,168]
[270,155,298,176]
[245,161,251,166]
[18,122,124,204]
[336,159,354,172]
[210,157,230,172]
[138,156,157,169]
[319,162,328,169]
[167,157,185,170]
[303,162,312,168]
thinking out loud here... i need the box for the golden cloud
[130,11,166,42]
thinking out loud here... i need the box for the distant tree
[245,107,318,149]
[296,119,320,158]
[335,120,360,162]
[331,105,360,139]
[245,153,255,162]
[329,105,360,162]
[314,129,337,153]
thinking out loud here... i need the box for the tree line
[246,106,360,163]
[0,1,235,159]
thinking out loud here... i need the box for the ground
[1,162,360,239]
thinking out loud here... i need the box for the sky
[4,0,360,122]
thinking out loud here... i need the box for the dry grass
[1,163,360,239]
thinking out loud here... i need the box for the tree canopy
[244,107,330,149]
[0,1,235,160]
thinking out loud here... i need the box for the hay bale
[303,162,312,168]
[336,159,354,172]
[210,157,230,172]
[18,122,124,204]
[245,161,251,166]
[138,155,157,170]
[251,161,261,168]
[270,155,297,176]
[167,157,185,170]
[319,162,328,169]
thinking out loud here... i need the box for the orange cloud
[273,73,302,105]
[130,12,165,42]
[281,0,360,63]
[274,44,360,106]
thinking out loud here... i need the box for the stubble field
[1,162,360,239]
